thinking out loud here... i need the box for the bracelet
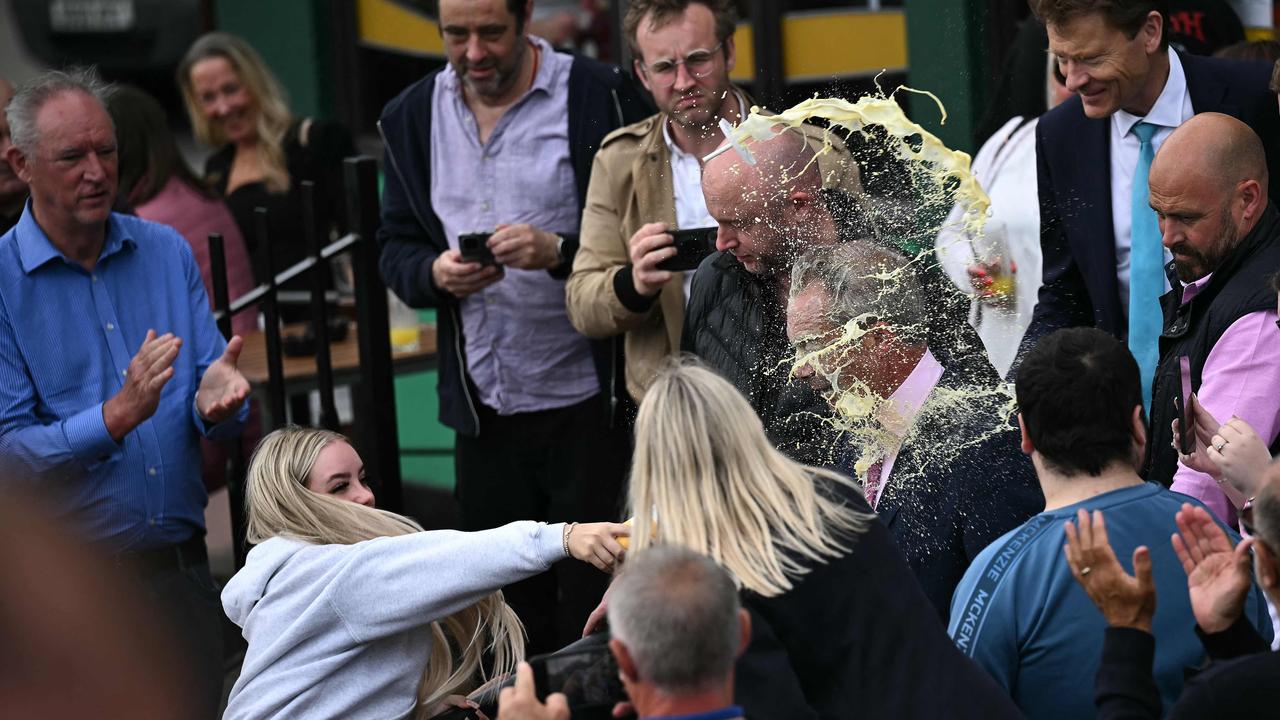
[562,522,577,558]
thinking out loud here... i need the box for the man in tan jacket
[566,0,745,404]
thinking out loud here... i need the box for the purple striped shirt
[430,35,597,414]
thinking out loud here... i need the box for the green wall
[215,0,335,119]
[904,0,987,155]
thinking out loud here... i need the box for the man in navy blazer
[1021,1,1280,353]
[788,241,1043,618]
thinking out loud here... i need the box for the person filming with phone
[496,545,750,720]
[1138,113,1280,527]
[377,0,651,654]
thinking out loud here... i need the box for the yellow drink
[390,327,420,352]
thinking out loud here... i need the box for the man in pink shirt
[1143,112,1280,525]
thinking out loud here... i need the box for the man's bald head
[1152,112,1267,195]
[701,127,836,274]
[1148,113,1269,283]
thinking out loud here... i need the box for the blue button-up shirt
[430,35,599,415]
[0,204,247,550]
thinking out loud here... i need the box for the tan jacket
[566,107,862,402]
[566,112,683,402]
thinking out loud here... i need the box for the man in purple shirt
[1142,112,1280,525]
[376,0,651,653]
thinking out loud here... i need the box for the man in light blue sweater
[947,327,1273,719]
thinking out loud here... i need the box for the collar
[644,706,745,720]
[1113,47,1188,136]
[661,88,747,161]
[15,200,134,274]
[1180,272,1213,305]
[876,347,945,442]
[440,35,559,99]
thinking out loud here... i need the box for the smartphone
[657,227,719,272]
[1176,355,1194,455]
[458,232,498,267]
[528,641,622,709]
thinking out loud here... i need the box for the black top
[1097,617,1276,719]
[204,118,355,290]
[736,482,1024,720]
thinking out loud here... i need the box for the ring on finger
[1080,566,1092,576]
[1214,439,1228,452]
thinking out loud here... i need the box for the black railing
[207,156,403,565]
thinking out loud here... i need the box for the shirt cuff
[613,264,660,314]
[1195,615,1268,659]
[192,395,250,440]
[65,403,121,469]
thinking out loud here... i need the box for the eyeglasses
[639,43,723,87]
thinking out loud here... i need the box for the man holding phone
[1140,113,1280,526]
[377,0,651,653]
[566,0,749,405]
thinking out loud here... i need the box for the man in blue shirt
[0,68,249,717]
[947,327,1273,719]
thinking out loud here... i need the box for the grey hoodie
[221,521,567,719]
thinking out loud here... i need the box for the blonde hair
[245,426,525,715]
[628,358,875,597]
[178,32,293,193]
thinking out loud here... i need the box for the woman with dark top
[615,358,1023,720]
[178,33,354,307]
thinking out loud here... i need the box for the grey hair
[789,241,928,345]
[607,546,741,693]
[6,67,113,155]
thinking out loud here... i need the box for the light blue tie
[1129,121,1163,412]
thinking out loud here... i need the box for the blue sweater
[948,483,1273,719]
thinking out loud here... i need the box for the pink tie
[865,461,884,508]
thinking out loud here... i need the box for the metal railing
[207,156,403,566]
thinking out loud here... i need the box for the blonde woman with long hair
[178,33,354,308]
[617,358,1023,720]
[222,426,627,720]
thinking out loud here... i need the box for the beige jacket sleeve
[566,151,657,338]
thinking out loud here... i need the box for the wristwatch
[554,234,566,263]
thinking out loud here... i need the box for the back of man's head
[1016,328,1143,476]
[607,546,741,694]
[790,240,928,345]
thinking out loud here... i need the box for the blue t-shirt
[947,483,1273,720]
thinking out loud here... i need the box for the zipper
[377,118,482,434]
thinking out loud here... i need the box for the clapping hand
[1171,503,1253,634]
[1063,508,1157,632]
[196,336,250,424]
[103,330,182,441]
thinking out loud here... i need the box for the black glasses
[639,43,723,87]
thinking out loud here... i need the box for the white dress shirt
[1109,48,1193,316]
[662,92,745,303]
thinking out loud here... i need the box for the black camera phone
[657,226,719,272]
[458,232,498,267]
[1176,355,1194,455]
[528,636,622,711]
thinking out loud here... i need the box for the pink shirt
[1170,274,1280,525]
[873,348,946,508]
[135,178,257,337]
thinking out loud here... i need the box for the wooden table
[238,323,438,391]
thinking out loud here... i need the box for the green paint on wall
[904,0,987,155]
[215,0,334,119]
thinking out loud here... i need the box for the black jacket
[681,251,841,466]
[1144,205,1280,484]
[1021,52,1280,356]
[377,54,651,435]
[844,367,1044,618]
[1097,617,1276,719]
[736,483,1025,720]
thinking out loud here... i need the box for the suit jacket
[1021,52,1280,353]
[859,368,1044,619]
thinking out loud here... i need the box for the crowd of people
[3,0,1280,718]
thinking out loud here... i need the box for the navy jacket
[1021,52,1280,355]
[844,367,1044,619]
[377,54,651,436]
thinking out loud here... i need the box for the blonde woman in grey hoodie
[222,426,628,720]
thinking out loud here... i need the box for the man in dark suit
[787,241,1043,618]
[1020,1,1279,401]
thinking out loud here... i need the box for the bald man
[0,76,26,233]
[681,127,859,464]
[1142,112,1280,524]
